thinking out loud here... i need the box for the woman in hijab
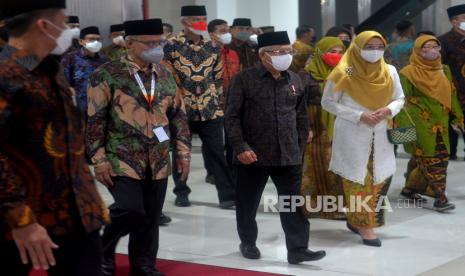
[321,31,405,247]
[396,35,464,212]
[300,37,346,220]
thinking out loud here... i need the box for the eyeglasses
[264,50,297,56]
[363,45,386,50]
[422,45,441,50]
[131,39,167,48]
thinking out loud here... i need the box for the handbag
[387,108,417,145]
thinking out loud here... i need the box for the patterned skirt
[301,105,345,219]
[404,132,449,203]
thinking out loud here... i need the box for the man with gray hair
[225,31,326,264]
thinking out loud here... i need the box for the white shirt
[321,65,405,185]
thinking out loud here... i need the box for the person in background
[0,1,109,275]
[225,31,326,264]
[290,25,315,73]
[102,24,127,62]
[164,5,236,209]
[230,18,260,69]
[439,4,465,161]
[322,31,405,247]
[87,19,191,276]
[65,15,80,54]
[396,35,464,212]
[299,37,346,220]
[163,23,174,39]
[384,20,416,71]
[326,26,352,48]
[418,30,436,37]
[208,19,240,181]
[61,26,108,117]
[259,26,275,34]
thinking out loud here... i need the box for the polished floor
[96,138,465,276]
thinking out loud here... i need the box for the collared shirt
[102,44,128,62]
[225,63,309,166]
[61,48,109,115]
[439,29,465,109]
[0,45,109,238]
[86,55,191,180]
[164,31,224,122]
[229,39,260,70]
[290,40,314,73]
[221,46,240,108]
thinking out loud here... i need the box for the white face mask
[249,34,258,44]
[112,35,125,46]
[140,46,165,64]
[85,41,102,53]
[360,50,384,63]
[70,28,80,39]
[268,54,293,71]
[217,33,232,45]
[460,22,465,31]
[43,21,74,55]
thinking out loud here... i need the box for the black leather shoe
[205,174,215,184]
[219,200,235,209]
[159,213,172,226]
[346,222,359,235]
[362,238,382,247]
[175,195,191,207]
[239,243,261,259]
[287,248,326,264]
[129,266,165,276]
[400,188,426,202]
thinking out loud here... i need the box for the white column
[321,0,336,34]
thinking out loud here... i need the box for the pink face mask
[422,50,440,61]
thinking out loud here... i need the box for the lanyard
[134,72,155,106]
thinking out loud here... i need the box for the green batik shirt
[102,44,128,62]
[395,65,464,156]
[86,55,191,180]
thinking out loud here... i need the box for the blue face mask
[140,46,165,64]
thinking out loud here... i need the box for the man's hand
[307,130,314,143]
[237,151,258,165]
[94,162,116,187]
[372,107,391,121]
[12,223,59,271]
[177,157,190,181]
[360,112,382,127]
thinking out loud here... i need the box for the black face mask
[342,40,351,48]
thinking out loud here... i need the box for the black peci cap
[232,18,252,27]
[110,24,124,33]
[124,19,164,36]
[181,5,207,17]
[447,4,465,19]
[1,0,66,19]
[80,26,100,39]
[67,15,80,24]
[257,31,291,49]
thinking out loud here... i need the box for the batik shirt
[164,31,224,122]
[86,55,191,180]
[0,45,109,238]
[439,29,465,110]
[221,46,240,108]
[384,39,414,71]
[102,44,128,62]
[61,48,109,115]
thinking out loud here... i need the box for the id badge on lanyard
[134,72,156,106]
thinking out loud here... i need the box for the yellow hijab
[305,36,345,83]
[400,35,451,110]
[327,31,393,111]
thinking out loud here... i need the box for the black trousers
[172,118,235,202]
[235,165,310,251]
[449,123,465,157]
[0,228,102,276]
[102,175,167,268]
